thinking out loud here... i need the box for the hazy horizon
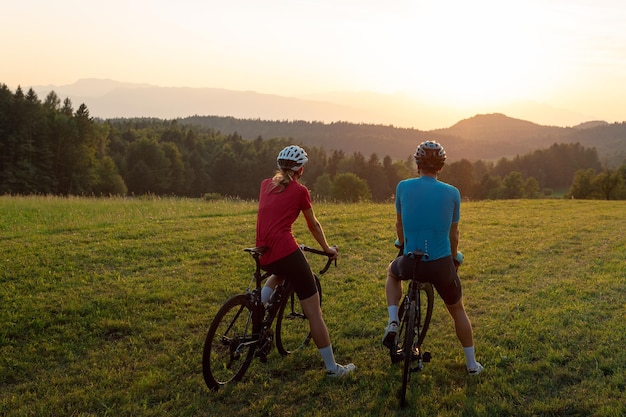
[15,78,609,131]
[3,1,625,129]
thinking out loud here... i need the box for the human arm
[302,207,337,259]
[450,222,460,269]
[395,211,404,248]
[449,222,459,257]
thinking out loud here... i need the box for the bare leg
[385,267,403,308]
[300,292,331,348]
[445,298,474,347]
[261,275,284,304]
[264,274,283,290]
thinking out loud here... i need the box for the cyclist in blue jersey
[382,141,483,375]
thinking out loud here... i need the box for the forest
[2,84,625,201]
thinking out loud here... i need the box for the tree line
[2,84,625,201]
[439,143,626,200]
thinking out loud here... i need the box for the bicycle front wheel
[399,298,416,406]
[202,294,256,390]
[275,275,322,355]
[398,283,435,353]
[416,282,434,347]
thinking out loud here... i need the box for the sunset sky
[3,0,625,128]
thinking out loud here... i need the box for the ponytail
[268,169,296,193]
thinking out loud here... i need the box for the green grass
[1,196,625,416]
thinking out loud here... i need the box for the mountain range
[29,79,626,166]
[32,78,592,130]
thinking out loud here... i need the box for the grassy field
[1,196,625,417]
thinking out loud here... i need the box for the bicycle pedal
[422,351,431,362]
[410,363,424,373]
[390,348,403,364]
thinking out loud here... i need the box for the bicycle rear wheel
[202,294,256,390]
[397,282,434,406]
[275,275,322,355]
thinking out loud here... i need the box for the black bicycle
[390,247,435,407]
[202,244,335,390]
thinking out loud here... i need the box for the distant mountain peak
[452,113,540,128]
[432,112,565,142]
[65,78,155,96]
[572,120,609,130]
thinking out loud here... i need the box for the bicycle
[202,244,335,390]
[388,245,435,407]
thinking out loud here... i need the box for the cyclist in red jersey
[256,145,356,378]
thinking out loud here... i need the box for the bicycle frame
[395,249,435,407]
[202,244,334,390]
[245,244,334,333]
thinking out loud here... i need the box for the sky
[3,0,626,128]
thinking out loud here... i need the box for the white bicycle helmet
[414,140,446,171]
[277,145,308,171]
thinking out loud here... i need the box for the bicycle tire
[202,294,256,390]
[398,283,435,352]
[400,298,416,406]
[416,282,434,346]
[397,282,435,406]
[275,275,322,355]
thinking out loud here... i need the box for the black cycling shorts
[262,249,318,300]
[390,255,462,305]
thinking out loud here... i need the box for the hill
[28,79,626,166]
[435,114,625,165]
[178,114,626,166]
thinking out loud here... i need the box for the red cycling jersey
[255,178,312,266]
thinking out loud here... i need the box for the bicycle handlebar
[300,244,337,275]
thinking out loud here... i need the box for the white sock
[318,345,337,371]
[463,346,478,369]
[261,286,273,305]
[387,305,399,324]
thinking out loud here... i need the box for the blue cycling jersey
[395,176,460,261]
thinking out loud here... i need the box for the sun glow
[3,0,626,126]
[354,1,558,107]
